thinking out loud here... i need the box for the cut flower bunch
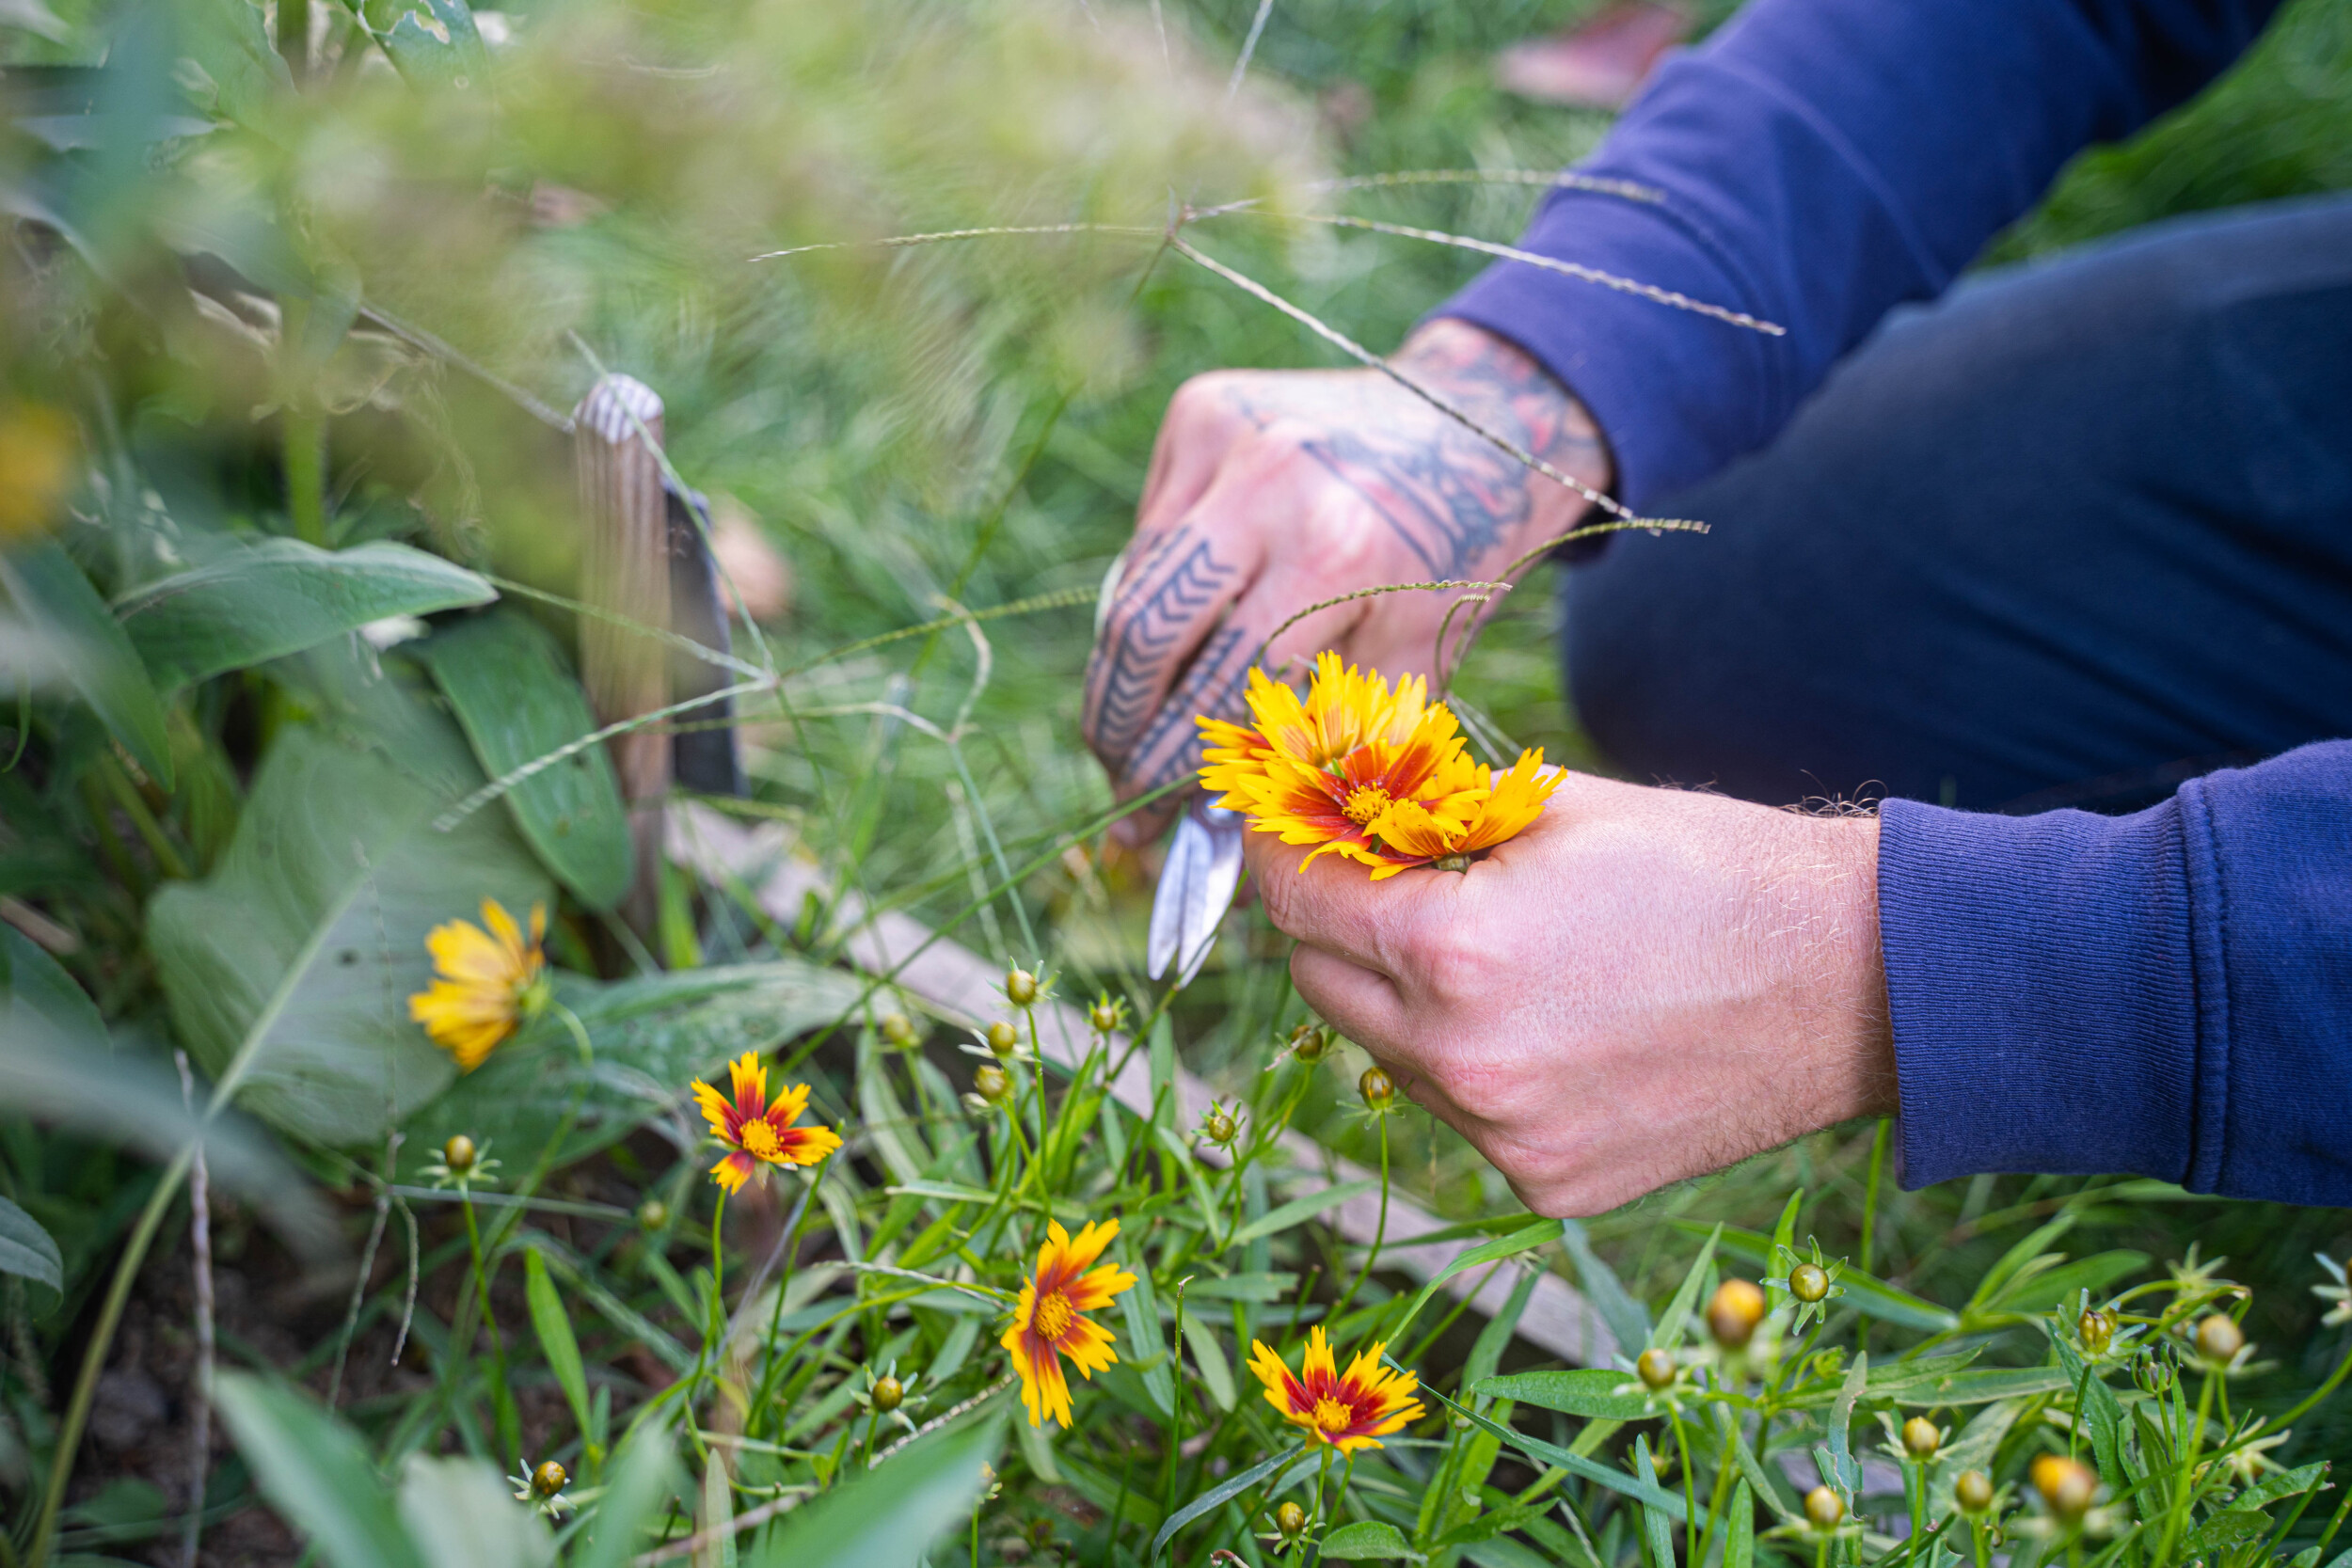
[1200,653,1566,879]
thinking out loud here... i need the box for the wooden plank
[668,804,1618,1367]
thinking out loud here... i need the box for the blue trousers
[1565,195,2352,815]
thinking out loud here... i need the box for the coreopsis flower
[690,1052,842,1193]
[407,899,551,1071]
[1001,1219,1136,1429]
[510,1458,573,1519]
[1247,1326,1424,1452]
[1199,655,1564,880]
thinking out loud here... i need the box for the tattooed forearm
[1240,321,1607,577]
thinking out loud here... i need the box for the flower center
[1311,1396,1356,1433]
[739,1120,783,1159]
[1341,784,1393,827]
[1033,1291,1075,1343]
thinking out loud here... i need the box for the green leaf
[179,0,294,138]
[2237,1462,2328,1513]
[0,921,102,1038]
[408,611,628,911]
[568,1432,679,1568]
[1387,1220,1561,1345]
[1319,1521,1423,1561]
[1152,1445,1312,1558]
[1965,1213,2076,1315]
[214,1373,427,1568]
[119,539,493,696]
[1992,1250,2149,1318]
[1184,1272,1298,1303]
[1633,1437,1675,1568]
[1650,1224,1720,1352]
[394,1456,552,1568]
[1418,1384,1686,1522]
[1227,1178,1380,1247]
[1472,1369,1652,1421]
[748,1410,1004,1568]
[377,0,493,92]
[0,541,172,786]
[403,960,863,1179]
[2054,1338,2126,1488]
[1824,1353,1866,1495]
[524,1248,593,1444]
[1120,1243,1176,1420]
[1725,1480,1755,1568]
[2185,1509,2272,1557]
[1465,1266,1542,1393]
[1182,1311,1236,1413]
[1693,1224,1960,1333]
[1765,1191,1803,1310]
[149,711,550,1145]
[1560,1218,1649,1358]
[0,1195,62,1315]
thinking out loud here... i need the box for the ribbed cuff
[1878,797,2200,1189]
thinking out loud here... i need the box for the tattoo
[1119,622,1256,795]
[1238,323,1603,578]
[1083,527,1241,773]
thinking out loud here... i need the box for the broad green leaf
[1228,1178,1380,1247]
[1473,1369,1652,1421]
[119,539,493,695]
[1560,1218,1649,1358]
[395,1456,552,1568]
[567,1431,677,1568]
[1650,1224,1719,1352]
[0,541,172,786]
[0,921,101,1038]
[748,1410,1004,1568]
[1387,1221,1561,1345]
[1182,1311,1236,1412]
[0,1196,62,1315]
[1320,1521,1422,1560]
[377,0,493,92]
[1152,1444,1311,1557]
[214,1373,427,1568]
[1694,1224,1959,1333]
[2185,1509,2272,1556]
[408,611,628,911]
[402,960,863,1180]
[524,1248,593,1445]
[179,0,294,138]
[149,710,549,1145]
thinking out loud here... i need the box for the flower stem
[2272,1327,2352,1428]
[1332,1117,1389,1332]
[2155,1369,2217,1563]
[460,1190,521,1469]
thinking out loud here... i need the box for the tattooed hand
[1083,319,1613,845]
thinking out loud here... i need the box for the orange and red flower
[1247,1326,1424,1452]
[691,1052,842,1193]
[1199,655,1563,879]
[1001,1218,1136,1429]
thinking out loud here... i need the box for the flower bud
[531,1460,568,1498]
[2031,1454,2096,1521]
[974,1065,1010,1103]
[1276,1501,1307,1536]
[638,1199,669,1230]
[1202,1109,1237,1147]
[2194,1313,2244,1365]
[1359,1066,1394,1111]
[443,1134,477,1174]
[1006,968,1038,1007]
[2077,1307,2114,1355]
[872,1374,904,1412]
[1955,1469,1995,1513]
[1790,1261,1830,1304]
[1708,1279,1769,1349]
[986,1021,1020,1057]
[1636,1348,1676,1390]
[1804,1486,1845,1530]
[881,1012,918,1048]
[1289,1023,1329,1063]
[1089,997,1123,1034]
[1901,1417,1941,1460]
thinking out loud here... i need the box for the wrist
[1393,319,1613,549]
[1780,812,1898,1126]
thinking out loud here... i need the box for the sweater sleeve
[1878,742,2352,1205]
[1435,0,2280,509]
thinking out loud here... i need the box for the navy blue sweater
[1439,0,2352,1203]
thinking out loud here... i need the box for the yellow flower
[407,899,549,1071]
[1247,1326,1424,1453]
[1198,655,1562,879]
[1000,1218,1136,1429]
[691,1052,842,1193]
[0,402,76,543]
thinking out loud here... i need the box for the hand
[1244,771,1897,1216]
[1083,319,1610,846]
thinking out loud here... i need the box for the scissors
[1097,547,1249,989]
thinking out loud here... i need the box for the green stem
[2154,1370,2217,1564]
[1668,1406,1698,1555]
[2272,1328,2352,1428]
[1858,1117,1889,1357]
[1162,1280,1191,1525]
[24,1151,191,1568]
[461,1191,521,1470]
[1331,1117,1389,1332]
[284,403,327,546]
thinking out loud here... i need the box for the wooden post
[573,373,672,935]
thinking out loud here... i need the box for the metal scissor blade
[1147,800,1245,986]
